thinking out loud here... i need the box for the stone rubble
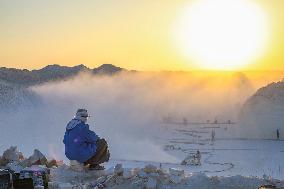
[0,146,23,165]
[0,146,61,172]
[114,164,123,176]
[48,162,284,189]
[20,149,48,167]
[1,146,284,189]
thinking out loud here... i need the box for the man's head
[75,108,89,123]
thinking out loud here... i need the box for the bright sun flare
[174,0,269,70]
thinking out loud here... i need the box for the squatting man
[63,109,110,170]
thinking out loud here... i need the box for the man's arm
[84,124,100,143]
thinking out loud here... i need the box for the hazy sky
[0,0,284,71]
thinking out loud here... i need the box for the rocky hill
[0,64,124,86]
[93,64,125,75]
[240,80,284,138]
[0,64,125,110]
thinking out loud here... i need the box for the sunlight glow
[174,0,269,70]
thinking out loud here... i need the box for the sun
[174,0,269,70]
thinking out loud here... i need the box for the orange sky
[0,0,284,71]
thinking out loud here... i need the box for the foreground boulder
[114,164,123,176]
[47,159,60,168]
[0,146,24,166]
[168,168,185,184]
[20,149,48,167]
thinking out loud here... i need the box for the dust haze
[0,71,282,162]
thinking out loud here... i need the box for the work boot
[89,164,105,170]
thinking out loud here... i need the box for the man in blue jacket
[63,109,110,170]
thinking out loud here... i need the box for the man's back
[63,119,99,163]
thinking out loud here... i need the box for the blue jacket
[63,119,99,163]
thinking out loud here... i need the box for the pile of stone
[48,163,188,189]
[164,145,181,151]
[181,153,201,166]
[0,146,61,173]
[1,146,282,189]
[0,146,24,166]
[47,163,284,189]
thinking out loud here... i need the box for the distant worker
[211,129,215,142]
[63,109,110,170]
[195,150,201,165]
[183,117,188,126]
[277,129,280,140]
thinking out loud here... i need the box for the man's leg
[96,148,110,164]
[84,138,110,169]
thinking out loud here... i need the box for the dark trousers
[84,138,110,165]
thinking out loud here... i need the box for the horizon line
[1,63,284,73]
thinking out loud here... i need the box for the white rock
[146,177,157,189]
[169,175,183,184]
[58,183,73,189]
[115,176,125,185]
[114,164,123,175]
[168,168,185,184]
[104,174,117,186]
[29,149,47,165]
[97,175,107,183]
[25,165,48,173]
[34,186,44,189]
[144,164,157,173]
[123,168,134,179]
[69,160,84,172]
[133,168,140,174]
[137,169,148,178]
[105,167,114,175]
[48,182,59,189]
[21,149,47,167]
[2,146,22,162]
[81,184,90,189]
[148,172,159,178]
[159,183,172,189]
[181,153,201,166]
[91,170,107,178]
[132,178,145,188]
[70,185,84,189]
[6,162,23,173]
[169,168,184,177]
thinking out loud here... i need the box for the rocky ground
[1,146,283,189]
[48,163,282,189]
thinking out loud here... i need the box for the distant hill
[240,80,284,138]
[93,64,125,75]
[31,64,88,83]
[242,80,284,114]
[0,64,125,86]
[0,64,125,110]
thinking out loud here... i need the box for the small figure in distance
[211,129,215,142]
[195,150,201,166]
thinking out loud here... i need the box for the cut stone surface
[146,177,157,189]
[114,164,123,176]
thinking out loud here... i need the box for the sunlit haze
[1,1,284,183]
[0,0,284,70]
